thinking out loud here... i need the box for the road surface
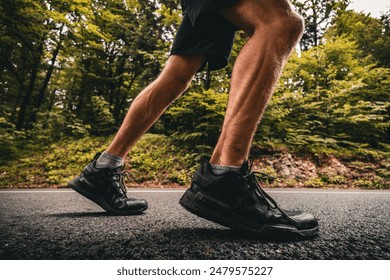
[0,188,389,259]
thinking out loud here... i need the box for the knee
[152,67,193,107]
[155,69,191,98]
[166,71,192,93]
[271,12,304,50]
[251,11,304,54]
[157,55,203,93]
[281,12,304,43]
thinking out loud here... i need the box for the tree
[257,34,389,154]
[291,0,350,49]
[329,9,390,67]
[160,89,228,153]
[0,0,48,129]
[0,0,181,133]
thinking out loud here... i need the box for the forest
[0,0,389,189]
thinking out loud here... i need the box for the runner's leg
[106,54,204,158]
[210,0,304,166]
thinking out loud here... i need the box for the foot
[179,159,319,237]
[68,153,148,215]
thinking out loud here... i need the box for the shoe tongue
[239,160,250,175]
[111,165,124,173]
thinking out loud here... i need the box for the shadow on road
[49,212,111,218]
[158,227,318,244]
[49,211,147,218]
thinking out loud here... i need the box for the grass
[0,134,197,188]
[0,133,388,189]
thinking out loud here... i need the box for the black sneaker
[179,159,319,237]
[68,153,148,215]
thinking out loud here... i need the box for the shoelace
[243,158,299,226]
[112,169,135,194]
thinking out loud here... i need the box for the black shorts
[170,0,240,71]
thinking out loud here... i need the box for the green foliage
[0,136,108,188]
[0,1,389,189]
[255,35,390,159]
[353,177,388,189]
[0,0,179,131]
[32,108,91,141]
[89,96,116,135]
[0,117,21,163]
[303,177,325,188]
[40,137,108,185]
[291,0,349,49]
[320,174,346,185]
[160,89,228,154]
[129,134,197,185]
[1,132,388,189]
[329,9,390,67]
[0,133,196,188]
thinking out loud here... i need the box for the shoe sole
[68,177,147,215]
[179,189,319,237]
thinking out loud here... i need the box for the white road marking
[0,189,389,195]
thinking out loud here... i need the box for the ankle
[210,154,245,167]
[95,151,125,169]
[210,163,241,175]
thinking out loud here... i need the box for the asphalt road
[0,188,389,260]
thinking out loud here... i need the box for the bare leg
[70,56,204,214]
[210,0,304,166]
[179,1,318,236]
[106,54,204,158]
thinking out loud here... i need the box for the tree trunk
[48,88,57,112]
[11,82,24,121]
[205,67,211,90]
[16,43,44,130]
[76,59,91,117]
[312,5,318,47]
[30,34,63,124]
[112,54,127,123]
